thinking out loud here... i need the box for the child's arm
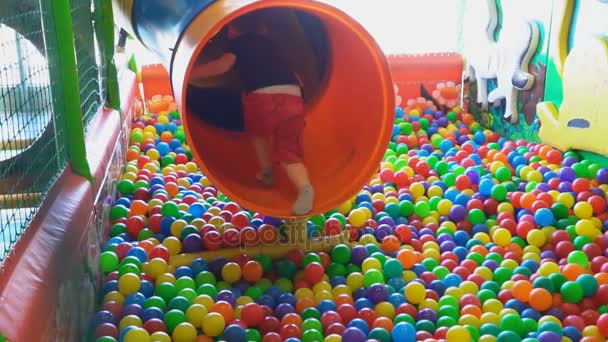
[190,53,236,79]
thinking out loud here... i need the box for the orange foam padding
[176,0,394,218]
[141,63,172,100]
[0,74,138,341]
[388,53,464,101]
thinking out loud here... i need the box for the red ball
[320,311,343,328]
[595,285,608,305]
[326,323,346,335]
[336,304,358,323]
[126,216,145,238]
[280,324,301,339]
[240,227,258,246]
[149,246,170,262]
[241,303,264,327]
[572,178,591,194]
[597,313,608,337]
[358,308,377,326]
[324,219,342,236]
[262,332,282,342]
[581,309,599,326]
[259,316,280,335]
[143,318,166,334]
[304,262,325,284]
[222,228,241,248]
[95,323,118,339]
[203,230,222,250]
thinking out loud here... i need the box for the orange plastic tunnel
[113,0,395,217]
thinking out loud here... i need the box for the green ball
[522,317,537,334]
[414,201,431,217]
[245,285,264,300]
[499,313,525,337]
[446,111,457,122]
[539,322,562,336]
[532,276,555,293]
[394,313,415,325]
[195,271,216,287]
[478,289,497,302]
[468,209,486,225]
[302,318,323,332]
[572,163,588,178]
[109,205,129,220]
[246,329,262,342]
[491,185,507,201]
[576,274,598,296]
[438,305,459,320]
[120,256,142,269]
[422,258,439,271]
[100,251,119,273]
[301,307,321,320]
[599,305,608,314]
[480,323,500,337]
[551,203,569,219]
[369,328,391,342]
[178,288,197,303]
[415,319,436,333]
[301,253,321,268]
[497,331,522,342]
[560,281,584,303]
[161,155,175,167]
[117,179,135,195]
[480,281,500,294]
[326,263,347,278]
[495,167,512,182]
[137,228,155,241]
[438,295,459,308]
[371,252,387,265]
[196,284,218,298]
[309,215,326,229]
[144,296,166,310]
[255,254,273,272]
[567,250,589,268]
[275,278,293,293]
[549,273,567,291]
[255,278,272,293]
[168,296,190,312]
[383,259,404,279]
[384,202,400,219]
[164,309,186,333]
[175,277,196,292]
[493,267,513,285]
[301,329,323,342]
[331,244,352,264]
[399,201,415,216]
[436,316,458,328]
[277,260,298,278]
[118,263,140,277]
[573,236,593,250]
[110,223,127,237]
[363,269,385,288]
[161,201,180,217]
[432,265,450,280]
[157,282,177,302]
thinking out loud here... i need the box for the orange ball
[296,297,316,313]
[210,301,234,322]
[372,317,394,332]
[595,272,608,285]
[281,313,303,327]
[381,236,401,254]
[242,261,263,283]
[160,131,173,143]
[334,294,354,307]
[562,263,586,281]
[520,193,536,210]
[460,304,483,318]
[126,149,139,161]
[319,252,331,269]
[528,288,552,311]
[511,280,534,302]
[470,245,488,257]
[196,335,214,342]
[397,249,417,268]
[130,200,148,216]
[138,240,155,254]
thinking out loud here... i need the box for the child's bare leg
[252,136,273,186]
[283,162,314,215]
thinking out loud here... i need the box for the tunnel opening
[173,0,394,217]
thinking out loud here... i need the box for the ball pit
[94,94,608,341]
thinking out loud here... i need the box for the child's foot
[256,168,273,187]
[293,185,314,215]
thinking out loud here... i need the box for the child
[190,15,314,215]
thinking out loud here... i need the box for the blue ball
[124,293,146,307]
[142,307,164,321]
[355,298,374,310]
[188,203,206,217]
[190,258,208,275]
[392,322,416,341]
[278,293,297,307]
[223,324,246,342]
[139,280,154,298]
[175,266,193,279]
[347,318,370,335]
[534,208,554,227]
[257,294,276,309]
[317,300,337,313]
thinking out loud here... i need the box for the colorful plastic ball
[202,312,225,336]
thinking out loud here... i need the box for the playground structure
[1,0,608,341]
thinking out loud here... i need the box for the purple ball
[274,303,295,319]
[597,168,608,184]
[182,234,202,253]
[557,181,572,192]
[216,290,236,306]
[538,331,562,342]
[418,228,434,237]
[436,117,449,127]
[562,157,577,167]
[351,245,370,264]
[209,257,228,277]
[375,226,393,240]
[343,327,367,342]
[371,184,384,193]
[353,288,368,300]
[482,260,499,271]
[559,167,576,182]
[591,188,605,197]
[417,308,437,322]
[449,205,467,222]
[378,217,395,227]
[437,234,453,244]
[538,166,551,174]
[122,304,143,318]
[536,183,551,192]
[518,183,527,191]
[440,241,457,253]
[95,310,116,325]
[545,307,563,320]
[368,284,389,304]
[457,136,469,145]
[262,216,282,227]
[465,170,480,184]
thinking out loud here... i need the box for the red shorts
[242,92,305,164]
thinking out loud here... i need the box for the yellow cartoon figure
[537,36,608,155]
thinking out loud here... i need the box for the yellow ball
[362,258,382,272]
[479,335,497,342]
[582,325,601,337]
[402,270,417,283]
[156,273,176,286]
[123,327,150,342]
[193,295,214,309]
[526,229,546,247]
[295,287,315,300]
[172,322,197,342]
[538,315,562,327]
[480,312,500,326]
[150,331,171,342]
[314,290,334,304]
[333,285,352,297]
[557,193,575,208]
[482,299,503,314]
[162,237,182,256]
[492,228,511,246]
[236,296,253,306]
[538,262,560,276]
[444,287,463,300]
[474,266,493,281]
[575,219,597,238]
[404,282,426,304]
[459,314,480,328]
[118,273,141,295]
[348,209,367,227]
[185,304,208,328]
[375,301,396,319]
[221,262,242,283]
[428,185,444,198]
[359,234,377,245]
[147,258,168,279]
[185,162,198,173]
[460,280,479,294]
[324,334,342,342]
[202,312,225,337]
[313,281,332,294]
[497,202,514,214]
[573,202,593,219]
[410,182,425,198]
[104,291,125,305]
[447,326,471,342]
[418,298,439,312]
[338,200,352,214]
[120,315,143,330]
